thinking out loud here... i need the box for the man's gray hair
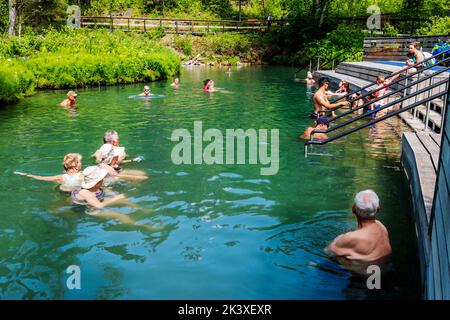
[104,130,119,143]
[354,189,380,219]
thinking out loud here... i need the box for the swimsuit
[369,104,382,118]
[71,188,105,206]
[62,172,83,188]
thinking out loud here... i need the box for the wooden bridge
[80,16,285,34]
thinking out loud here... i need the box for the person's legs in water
[118,169,148,180]
[87,210,163,231]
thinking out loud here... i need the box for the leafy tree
[7,0,68,35]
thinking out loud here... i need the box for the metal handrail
[294,50,362,76]
[327,56,450,123]
[305,80,448,150]
[308,76,449,142]
[318,50,362,71]
[326,48,450,109]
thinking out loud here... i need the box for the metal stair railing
[304,74,449,156]
[329,55,450,123]
[294,50,362,76]
[325,48,450,114]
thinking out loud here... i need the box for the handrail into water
[326,48,450,111]
[328,55,450,123]
[304,80,448,157]
[294,50,362,75]
[308,76,449,142]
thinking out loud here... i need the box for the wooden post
[127,18,130,32]
[144,19,146,32]
[191,21,194,34]
[207,21,210,33]
[175,21,178,34]
[222,21,225,33]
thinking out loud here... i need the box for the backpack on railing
[422,51,435,68]
[432,41,450,67]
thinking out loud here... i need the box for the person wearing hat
[326,190,392,262]
[60,91,77,108]
[71,166,158,229]
[71,166,125,208]
[138,85,151,97]
[299,116,330,141]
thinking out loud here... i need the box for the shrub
[0,60,36,104]
[0,29,181,104]
[416,16,450,36]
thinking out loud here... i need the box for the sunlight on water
[0,66,420,299]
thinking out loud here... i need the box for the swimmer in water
[15,153,84,192]
[312,77,350,119]
[138,86,151,97]
[71,166,157,230]
[60,91,77,108]
[203,79,218,92]
[306,72,315,86]
[326,190,392,262]
[92,130,148,181]
[299,116,329,141]
[171,78,179,88]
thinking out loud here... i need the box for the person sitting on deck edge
[326,189,392,262]
[312,77,350,119]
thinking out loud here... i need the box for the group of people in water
[20,55,411,268]
[16,130,153,228]
[301,41,426,142]
[300,42,429,265]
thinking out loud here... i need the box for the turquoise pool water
[0,66,420,299]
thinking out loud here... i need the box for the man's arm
[326,233,356,258]
[315,94,349,110]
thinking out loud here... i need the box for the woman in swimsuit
[16,153,83,192]
[72,166,157,230]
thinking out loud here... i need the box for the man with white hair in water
[326,190,392,262]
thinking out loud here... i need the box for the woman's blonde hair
[62,153,82,171]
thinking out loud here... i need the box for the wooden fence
[363,35,450,61]
[80,16,286,34]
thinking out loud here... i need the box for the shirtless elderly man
[326,190,392,262]
[312,77,350,119]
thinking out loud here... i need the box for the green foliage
[0,60,35,104]
[170,33,255,62]
[172,35,193,56]
[383,23,398,37]
[292,23,365,67]
[0,0,8,34]
[0,29,181,104]
[416,16,450,36]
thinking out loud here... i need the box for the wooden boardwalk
[80,16,285,34]
[401,131,441,298]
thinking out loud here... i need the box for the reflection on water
[0,66,420,299]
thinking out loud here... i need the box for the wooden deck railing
[80,16,286,34]
[363,35,450,61]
